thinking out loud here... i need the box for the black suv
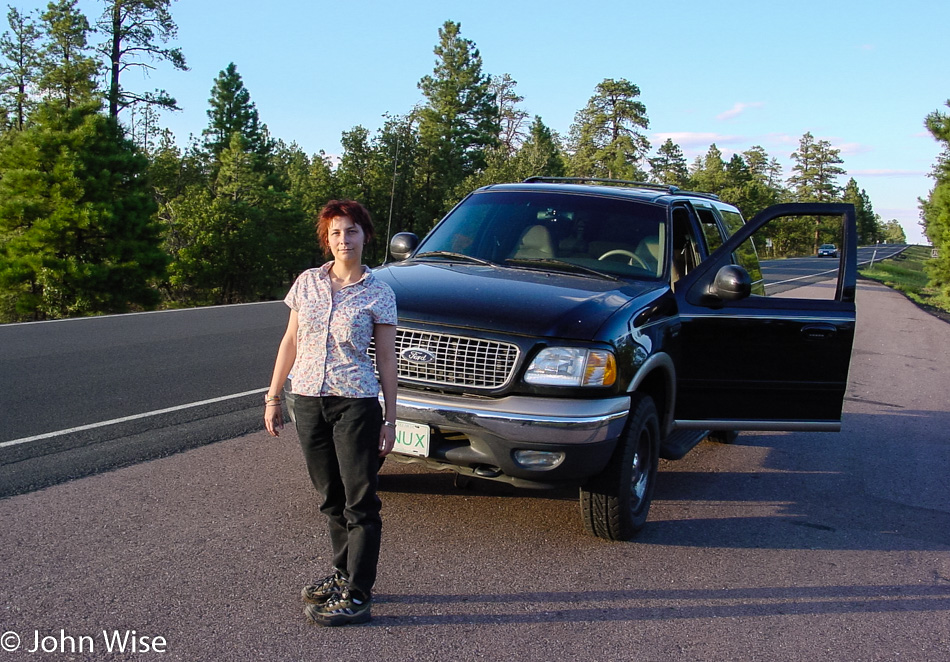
[373,178,857,540]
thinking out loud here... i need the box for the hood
[374,261,661,339]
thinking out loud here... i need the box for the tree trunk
[108,3,122,118]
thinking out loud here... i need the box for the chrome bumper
[392,391,631,446]
[386,391,631,486]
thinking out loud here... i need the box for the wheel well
[630,365,673,437]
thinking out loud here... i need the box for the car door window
[670,205,703,290]
[738,212,846,301]
[693,205,725,253]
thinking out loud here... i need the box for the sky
[26,0,950,244]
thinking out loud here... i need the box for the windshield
[416,190,667,279]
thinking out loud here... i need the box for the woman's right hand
[264,404,284,437]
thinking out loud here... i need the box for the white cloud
[716,102,764,121]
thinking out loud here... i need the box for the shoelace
[324,592,363,612]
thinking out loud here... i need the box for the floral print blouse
[284,262,397,398]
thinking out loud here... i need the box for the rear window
[717,208,746,237]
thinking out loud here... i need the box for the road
[0,260,948,660]
[0,302,289,496]
[0,243,918,495]
[760,244,906,294]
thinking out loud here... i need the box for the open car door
[673,203,857,431]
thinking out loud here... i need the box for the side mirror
[389,232,419,261]
[709,265,751,301]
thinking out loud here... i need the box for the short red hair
[316,200,375,256]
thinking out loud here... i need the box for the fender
[628,351,676,437]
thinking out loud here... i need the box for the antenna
[384,136,399,265]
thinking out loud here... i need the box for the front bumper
[387,390,631,487]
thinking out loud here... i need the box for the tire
[706,430,738,444]
[579,393,660,541]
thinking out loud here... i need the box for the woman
[264,199,398,627]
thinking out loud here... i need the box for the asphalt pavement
[0,302,287,496]
[0,278,948,661]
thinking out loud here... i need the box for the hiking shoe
[301,569,348,605]
[305,590,372,627]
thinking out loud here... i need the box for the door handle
[801,323,836,340]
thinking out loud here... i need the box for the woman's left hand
[379,423,396,457]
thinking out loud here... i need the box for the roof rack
[521,176,720,200]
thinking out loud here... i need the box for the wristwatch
[383,421,396,428]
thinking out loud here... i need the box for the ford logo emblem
[402,348,436,364]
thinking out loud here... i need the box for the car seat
[513,225,555,259]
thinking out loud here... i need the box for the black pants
[293,395,382,600]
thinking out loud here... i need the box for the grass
[859,245,950,316]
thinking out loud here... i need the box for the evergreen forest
[0,2,931,323]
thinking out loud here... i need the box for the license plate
[393,420,430,457]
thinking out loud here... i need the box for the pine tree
[882,219,906,244]
[337,125,373,203]
[0,7,42,131]
[367,112,421,253]
[202,62,269,163]
[648,138,689,187]
[718,153,778,220]
[453,116,567,216]
[788,131,846,202]
[920,100,950,293]
[724,154,751,187]
[517,116,565,178]
[417,20,499,227]
[166,131,308,304]
[789,132,847,253]
[843,178,881,244]
[491,73,528,155]
[689,144,727,194]
[742,145,785,192]
[0,100,166,321]
[271,140,335,218]
[95,0,188,119]
[569,78,650,180]
[38,0,99,109]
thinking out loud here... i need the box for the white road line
[0,388,268,449]
[763,266,840,288]
[763,252,902,289]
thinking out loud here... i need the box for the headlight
[524,347,617,387]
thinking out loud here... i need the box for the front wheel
[579,393,660,541]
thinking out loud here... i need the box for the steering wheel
[598,249,649,271]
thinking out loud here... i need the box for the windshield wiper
[413,251,497,267]
[504,258,620,281]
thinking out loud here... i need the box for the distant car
[818,243,838,257]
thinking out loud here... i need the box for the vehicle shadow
[378,408,950,551]
[368,583,950,626]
